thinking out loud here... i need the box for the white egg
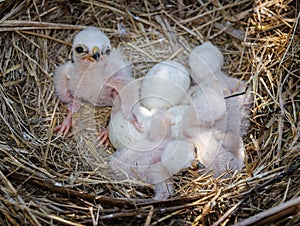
[140,60,190,110]
[189,42,224,84]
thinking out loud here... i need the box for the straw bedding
[0,0,299,225]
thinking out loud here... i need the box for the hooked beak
[82,47,101,62]
[190,160,206,170]
[91,47,101,61]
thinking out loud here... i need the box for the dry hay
[0,0,299,225]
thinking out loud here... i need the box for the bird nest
[0,0,299,225]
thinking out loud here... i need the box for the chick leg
[55,97,81,137]
[128,111,144,132]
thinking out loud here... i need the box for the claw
[96,127,110,147]
[55,111,72,138]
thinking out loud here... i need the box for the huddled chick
[182,41,251,176]
[53,30,251,200]
[108,42,251,199]
[108,60,196,199]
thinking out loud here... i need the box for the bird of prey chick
[183,42,251,176]
[53,27,133,138]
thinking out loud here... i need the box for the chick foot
[55,111,72,138]
[96,127,110,147]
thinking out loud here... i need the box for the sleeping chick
[140,60,191,110]
[184,42,251,176]
[193,130,245,176]
[109,106,172,199]
[107,60,192,147]
[53,27,133,137]
[188,41,223,91]
[188,41,252,134]
[110,137,196,200]
[108,61,197,200]
[108,104,168,150]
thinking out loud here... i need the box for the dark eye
[105,49,111,55]
[75,46,84,53]
[102,48,111,55]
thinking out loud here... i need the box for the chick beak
[91,47,101,61]
[190,160,206,170]
[82,47,101,62]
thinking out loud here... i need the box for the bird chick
[108,89,197,199]
[140,60,191,110]
[184,42,252,176]
[109,89,200,200]
[189,41,237,95]
[188,41,224,93]
[193,130,245,176]
[53,27,133,137]
[188,41,252,134]
[181,85,227,138]
[108,60,192,147]
[110,138,196,200]
[108,104,169,150]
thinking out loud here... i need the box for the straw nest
[0,0,299,225]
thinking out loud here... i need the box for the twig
[19,30,71,46]
[212,199,244,226]
[5,169,214,209]
[5,171,135,207]
[233,197,300,226]
[179,0,251,24]
[144,205,154,226]
[0,170,42,226]
[0,20,87,32]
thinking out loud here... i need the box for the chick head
[72,27,111,63]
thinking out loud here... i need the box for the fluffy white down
[107,41,250,199]
[160,140,195,175]
[194,130,245,176]
[181,86,226,134]
[53,62,73,103]
[167,105,189,139]
[189,42,224,83]
[68,49,132,106]
[140,60,190,110]
[108,105,152,149]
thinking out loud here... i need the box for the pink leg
[55,97,81,138]
[55,110,72,138]
[96,127,110,147]
[129,112,144,132]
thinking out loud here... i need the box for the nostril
[92,51,100,61]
